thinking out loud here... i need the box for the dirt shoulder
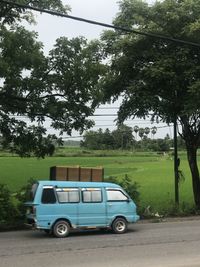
[139,215,200,224]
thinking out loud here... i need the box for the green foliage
[0,152,199,229]
[0,184,18,225]
[0,0,105,158]
[0,179,38,229]
[15,178,37,219]
[81,127,185,152]
[163,201,199,217]
[81,124,135,150]
[0,0,69,24]
[138,138,171,152]
[112,124,134,149]
[0,29,105,157]
[120,174,140,204]
[100,0,200,207]
[101,0,200,124]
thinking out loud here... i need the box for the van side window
[56,188,79,203]
[41,188,56,204]
[82,188,102,203]
[106,189,128,201]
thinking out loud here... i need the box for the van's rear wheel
[112,218,127,234]
[53,220,70,238]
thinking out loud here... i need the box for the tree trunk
[186,145,200,209]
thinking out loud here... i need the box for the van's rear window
[28,183,38,201]
[41,188,56,204]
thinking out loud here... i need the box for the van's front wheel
[53,220,70,238]
[112,218,127,234]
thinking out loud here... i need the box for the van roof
[37,180,120,188]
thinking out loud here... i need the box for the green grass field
[0,149,197,214]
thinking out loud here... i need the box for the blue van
[26,181,139,238]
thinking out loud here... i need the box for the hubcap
[57,224,68,235]
[116,221,125,232]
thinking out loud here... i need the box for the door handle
[108,204,112,207]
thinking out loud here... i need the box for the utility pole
[174,115,179,205]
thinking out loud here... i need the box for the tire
[53,220,70,238]
[112,218,127,234]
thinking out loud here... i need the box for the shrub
[0,184,18,226]
[164,201,199,217]
[15,178,37,219]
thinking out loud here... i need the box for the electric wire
[2,0,200,48]
[0,1,187,141]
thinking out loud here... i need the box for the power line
[45,123,173,131]
[91,114,118,116]
[91,123,169,127]
[91,119,153,122]
[9,115,171,126]
[10,114,119,119]
[13,113,156,118]
[62,136,82,140]
[96,107,120,110]
[10,115,154,123]
[2,0,200,48]
[91,113,156,116]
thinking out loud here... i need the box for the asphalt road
[1,218,200,267]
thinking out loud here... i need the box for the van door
[36,186,59,229]
[37,187,79,228]
[78,188,106,226]
[106,189,132,223]
[55,188,79,226]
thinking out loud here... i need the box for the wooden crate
[50,166,104,182]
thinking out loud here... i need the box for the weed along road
[1,219,200,267]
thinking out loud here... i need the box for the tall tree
[144,127,150,137]
[81,124,134,150]
[100,0,200,207]
[151,126,157,139]
[102,128,114,149]
[133,125,139,140]
[112,124,134,149]
[0,2,105,157]
[80,130,100,150]
[138,128,145,140]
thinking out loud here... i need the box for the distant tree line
[80,125,186,152]
[81,125,134,150]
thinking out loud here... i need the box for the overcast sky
[29,0,119,53]
[26,0,172,139]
